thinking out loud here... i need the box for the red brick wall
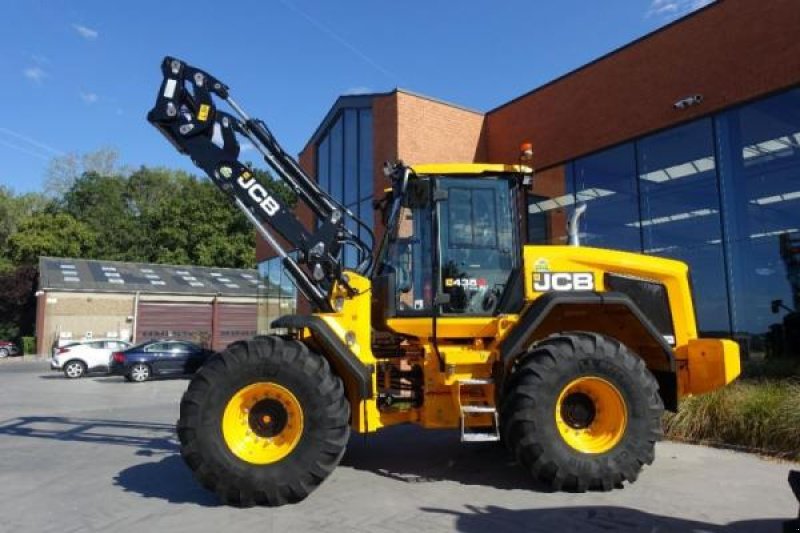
[371,90,487,241]
[395,91,486,165]
[485,0,800,168]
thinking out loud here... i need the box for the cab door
[436,177,520,316]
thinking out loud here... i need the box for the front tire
[500,332,663,492]
[63,360,86,379]
[178,336,350,507]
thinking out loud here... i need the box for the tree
[7,212,96,265]
[142,174,255,267]
[45,147,127,198]
[0,186,50,271]
[60,172,139,261]
[0,265,37,340]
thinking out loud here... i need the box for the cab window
[438,177,518,316]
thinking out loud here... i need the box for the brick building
[258,0,800,358]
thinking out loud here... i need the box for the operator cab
[373,164,529,337]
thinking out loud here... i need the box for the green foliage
[0,265,38,339]
[0,186,50,271]
[0,149,294,346]
[21,336,35,355]
[664,379,800,460]
[7,212,96,265]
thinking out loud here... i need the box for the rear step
[457,378,500,443]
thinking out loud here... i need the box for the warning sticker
[198,104,210,122]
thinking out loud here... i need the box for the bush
[21,336,36,355]
[664,379,800,460]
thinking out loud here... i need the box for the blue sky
[1,0,711,193]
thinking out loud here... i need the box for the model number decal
[533,272,595,292]
[237,174,280,216]
[445,277,487,288]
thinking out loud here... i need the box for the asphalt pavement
[0,358,796,533]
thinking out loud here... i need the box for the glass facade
[257,102,375,332]
[528,87,800,357]
[257,254,298,334]
[316,107,375,268]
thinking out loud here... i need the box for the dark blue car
[110,340,213,382]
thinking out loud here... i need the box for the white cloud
[646,0,713,19]
[80,92,99,104]
[72,24,98,40]
[23,66,47,84]
[343,86,372,95]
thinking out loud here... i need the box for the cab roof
[410,163,532,176]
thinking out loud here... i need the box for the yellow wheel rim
[222,382,304,465]
[555,376,627,454]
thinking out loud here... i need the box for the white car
[51,339,132,379]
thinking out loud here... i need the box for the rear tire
[63,360,86,379]
[128,363,151,382]
[178,336,350,507]
[500,332,663,492]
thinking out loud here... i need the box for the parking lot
[0,358,796,533]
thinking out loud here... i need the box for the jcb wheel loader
[148,57,741,506]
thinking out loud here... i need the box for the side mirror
[374,189,393,225]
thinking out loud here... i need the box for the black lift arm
[147,56,374,311]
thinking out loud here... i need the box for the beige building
[35,257,278,355]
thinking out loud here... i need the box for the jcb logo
[238,175,280,217]
[533,272,595,292]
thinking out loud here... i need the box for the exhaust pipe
[568,203,587,246]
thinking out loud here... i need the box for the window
[383,201,434,314]
[636,119,730,335]
[448,188,498,248]
[440,177,518,315]
[168,342,192,352]
[526,164,574,244]
[314,105,375,270]
[344,110,359,206]
[257,254,298,333]
[716,88,800,356]
[573,143,640,251]
[329,117,344,201]
[146,343,168,352]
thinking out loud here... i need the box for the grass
[663,368,800,461]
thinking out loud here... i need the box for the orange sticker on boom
[198,104,210,122]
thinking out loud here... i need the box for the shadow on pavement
[0,416,177,453]
[114,454,219,507]
[0,415,218,505]
[341,424,544,491]
[421,504,786,533]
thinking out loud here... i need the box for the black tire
[0,348,8,358]
[128,363,151,382]
[500,332,663,492]
[63,360,87,379]
[178,336,350,507]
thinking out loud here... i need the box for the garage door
[214,303,257,351]
[136,303,213,346]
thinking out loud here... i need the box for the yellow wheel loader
[148,57,740,506]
